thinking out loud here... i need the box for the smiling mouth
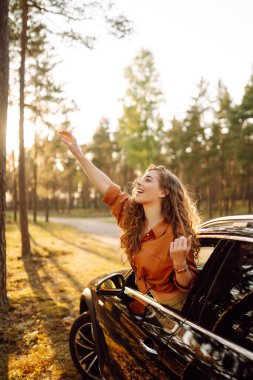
[136,188,144,194]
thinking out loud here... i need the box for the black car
[69,215,253,379]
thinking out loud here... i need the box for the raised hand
[59,130,82,157]
[169,235,192,268]
[59,130,112,195]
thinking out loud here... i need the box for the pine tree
[9,0,132,255]
[234,74,253,212]
[163,116,184,176]
[211,80,233,216]
[181,79,210,187]
[18,0,30,256]
[117,49,164,175]
[26,47,70,222]
[0,0,9,306]
[89,118,114,207]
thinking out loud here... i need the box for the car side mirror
[96,273,125,296]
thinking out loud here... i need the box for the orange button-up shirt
[102,183,198,297]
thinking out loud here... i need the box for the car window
[124,238,222,314]
[197,238,220,269]
[198,241,253,333]
[214,291,253,351]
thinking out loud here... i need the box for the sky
[7,0,253,152]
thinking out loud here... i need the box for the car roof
[196,215,253,239]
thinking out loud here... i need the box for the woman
[60,130,200,311]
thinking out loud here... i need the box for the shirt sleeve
[102,183,130,227]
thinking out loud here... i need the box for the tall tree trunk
[11,150,18,222]
[207,185,213,219]
[68,190,73,211]
[19,0,30,256]
[81,181,90,208]
[45,197,49,222]
[32,134,38,223]
[13,173,18,222]
[248,192,252,213]
[0,0,9,307]
[247,170,252,213]
[32,163,37,222]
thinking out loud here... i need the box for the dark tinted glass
[214,292,253,351]
[199,241,253,338]
[182,237,222,315]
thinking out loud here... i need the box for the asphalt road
[50,216,121,247]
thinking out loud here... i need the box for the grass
[0,221,125,380]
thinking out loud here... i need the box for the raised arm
[59,130,113,195]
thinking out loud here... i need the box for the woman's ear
[159,189,169,199]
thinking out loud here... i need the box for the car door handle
[140,339,158,355]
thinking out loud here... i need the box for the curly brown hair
[120,165,201,266]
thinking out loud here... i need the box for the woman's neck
[143,203,164,232]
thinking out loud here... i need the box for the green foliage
[89,117,114,176]
[9,0,132,48]
[5,5,253,218]
[116,49,164,172]
[162,76,252,216]
[7,0,133,219]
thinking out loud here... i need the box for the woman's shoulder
[102,182,130,206]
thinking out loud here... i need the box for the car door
[93,237,222,379]
[157,238,253,380]
[135,236,224,379]
[94,283,184,380]
[158,312,253,380]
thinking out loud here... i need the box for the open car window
[124,238,222,314]
[197,237,221,270]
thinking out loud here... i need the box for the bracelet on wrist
[174,266,188,274]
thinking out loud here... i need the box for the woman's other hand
[170,235,192,268]
[59,130,82,157]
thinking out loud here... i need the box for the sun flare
[7,107,36,155]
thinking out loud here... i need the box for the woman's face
[134,170,166,205]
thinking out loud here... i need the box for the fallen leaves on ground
[0,221,124,380]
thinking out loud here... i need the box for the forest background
[5,0,253,224]
[0,0,252,259]
[1,0,253,283]
[0,1,252,377]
